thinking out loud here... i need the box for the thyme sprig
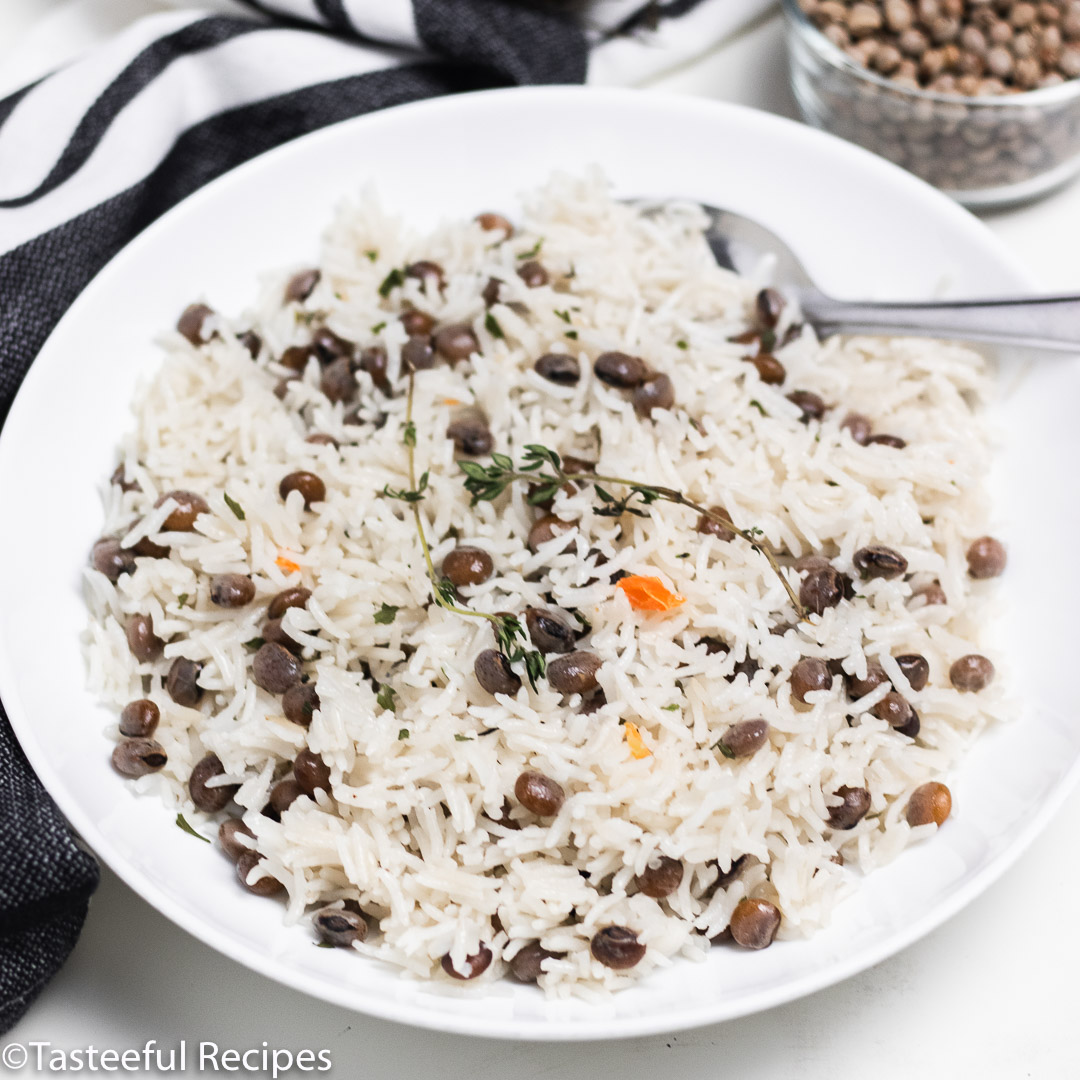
[382,374,546,687]
[459,444,803,616]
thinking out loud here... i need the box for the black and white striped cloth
[0,0,771,1032]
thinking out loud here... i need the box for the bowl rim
[780,0,1080,108]
[3,83,1076,1042]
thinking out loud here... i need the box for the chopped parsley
[223,492,245,521]
[175,813,210,843]
[713,738,736,759]
[378,268,405,297]
[373,603,399,626]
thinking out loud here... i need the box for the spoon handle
[801,292,1080,351]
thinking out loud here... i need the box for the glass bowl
[780,0,1080,208]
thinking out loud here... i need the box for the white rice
[85,171,1007,994]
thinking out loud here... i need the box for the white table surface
[2,4,1078,1076]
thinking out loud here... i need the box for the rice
[85,171,1008,994]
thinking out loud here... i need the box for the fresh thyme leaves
[243,637,265,650]
[433,578,457,606]
[175,813,210,842]
[177,593,189,609]
[457,443,803,616]
[398,728,409,740]
[364,249,379,262]
[517,239,543,260]
[373,603,399,625]
[662,703,681,711]
[378,268,405,297]
[749,399,767,416]
[676,339,689,350]
[565,330,579,340]
[593,484,661,519]
[491,613,524,655]
[398,374,548,682]
[383,471,428,503]
[454,734,473,742]
[484,312,505,339]
[554,309,572,324]
[377,684,396,712]
[521,649,547,691]
[371,320,387,334]
[403,420,417,448]
[223,492,245,521]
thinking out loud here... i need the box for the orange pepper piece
[625,721,652,760]
[616,574,685,612]
[442,397,461,406]
[276,554,300,575]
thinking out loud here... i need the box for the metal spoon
[689,202,1080,351]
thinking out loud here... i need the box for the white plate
[1,86,1077,1041]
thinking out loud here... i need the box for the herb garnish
[371,321,387,334]
[378,268,405,297]
[388,374,548,688]
[398,728,409,740]
[223,492,245,521]
[364,249,379,262]
[713,738,737,759]
[454,734,473,742]
[175,813,210,842]
[676,340,689,350]
[377,684,396,712]
[373,603,399,625]
[383,470,428,503]
[553,309,572,324]
[177,593,189,609]
[458,444,802,616]
[517,239,543,260]
[484,312,504,339]
[565,330,578,340]
[749,400,767,416]
[243,637,265,650]
[662,703,681,711]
